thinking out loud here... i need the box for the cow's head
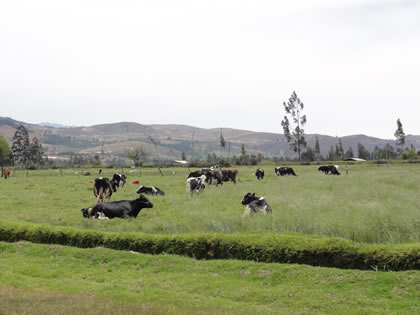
[137,194,154,208]
[241,192,256,205]
[81,208,89,218]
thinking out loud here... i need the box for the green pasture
[1,163,420,244]
[1,241,419,314]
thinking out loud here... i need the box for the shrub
[1,222,420,271]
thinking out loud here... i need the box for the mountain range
[1,116,419,163]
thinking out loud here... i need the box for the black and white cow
[241,192,272,216]
[110,173,127,192]
[186,175,206,197]
[81,194,153,219]
[209,170,224,186]
[188,169,223,186]
[136,185,165,196]
[318,165,341,175]
[275,167,297,176]
[255,168,264,180]
[93,177,113,203]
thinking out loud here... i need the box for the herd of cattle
[80,164,340,219]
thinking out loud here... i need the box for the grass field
[1,163,420,244]
[2,163,420,313]
[1,241,420,314]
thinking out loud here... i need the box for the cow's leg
[97,212,109,220]
[242,206,251,217]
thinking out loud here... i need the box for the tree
[314,137,321,161]
[29,137,44,167]
[301,147,315,162]
[241,144,246,156]
[394,118,405,154]
[281,91,307,160]
[11,125,31,168]
[0,135,11,167]
[220,128,225,148]
[344,146,354,159]
[127,146,149,167]
[357,143,371,160]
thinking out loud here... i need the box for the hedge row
[1,222,420,271]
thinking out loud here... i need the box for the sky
[1,0,419,139]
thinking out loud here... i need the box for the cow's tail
[97,186,104,203]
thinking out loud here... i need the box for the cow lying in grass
[318,165,341,175]
[241,192,272,216]
[136,185,165,196]
[275,167,297,176]
[81,194,153,219]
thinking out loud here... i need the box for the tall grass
[1,164,420,244]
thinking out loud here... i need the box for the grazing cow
[136,185,165,196]
[318,165,341,175]
[186,175,206,197]
[188,169,223,186]
[93,177,113,203]
[209,170,224,186]
[2,167,10,179]
[255,168,264,180]
[81,194,153,219]
[110,173,127,192]
[221,169,239,184]
[275,167,297,176]
[188,170,206,178]
[241,192,272,216]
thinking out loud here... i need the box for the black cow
[110,173,127,192]
[255,168,264,180]
[81,194,153,219]
[318,165,341,175]
[136,185,165,196]
[275,167,297,176]
[241,192,272,216]
[93,177,113,203]
[186,175,206,197]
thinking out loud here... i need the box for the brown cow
[2,167,10,179]
[221,169,239,184]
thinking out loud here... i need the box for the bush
[1,222,420,271]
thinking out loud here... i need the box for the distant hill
[1,116,418,163]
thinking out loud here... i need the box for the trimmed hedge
[1,222,420,271]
